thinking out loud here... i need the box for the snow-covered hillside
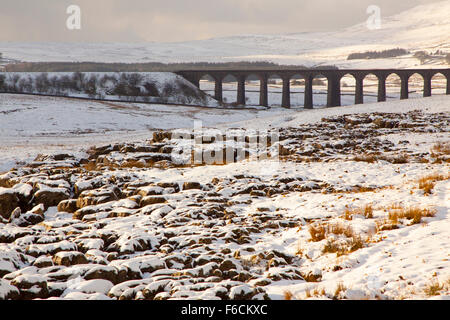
[0,1,449,68]
[0,72,219,107]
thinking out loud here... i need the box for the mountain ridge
[1,1,449,68]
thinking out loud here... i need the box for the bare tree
[71,72,85,91]
[84,74,98,98]
[35,73,50,93]
[8,74,21,92]
[0,74,6,91]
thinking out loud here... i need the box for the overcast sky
[0,0,443,42]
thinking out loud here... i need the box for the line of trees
[0,72,209,104]
[347,48,409,60]
[4,61,339,72]
[0,72,149,98]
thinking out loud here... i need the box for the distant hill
[0,1,449,69]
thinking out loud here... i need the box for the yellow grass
[417,173,448,196]
[431,141,450,155]
[343,204,374,220]
[424,279,445,296]
[334,282,347,299]
[283,290,294,300]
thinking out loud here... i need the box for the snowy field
[1,82,448,173]
[0,93,449,300]
[0,93,295,172]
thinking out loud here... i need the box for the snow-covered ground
[1,1,449,68]
[2,90,448,173]
[0,93,449,300]
[0,93,293,172]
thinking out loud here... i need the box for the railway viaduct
[176,68,450,108]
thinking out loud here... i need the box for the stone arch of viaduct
[176,69,450,108]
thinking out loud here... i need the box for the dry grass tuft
[395,207,437,225]
[353,154,378,163]
[376,218,399,231]
[419,179,435,196]
[343,204,374,220]
[308,221,367,256]
[309,221,359,240]
[361,204,374,219]
[334,282,347,299]
[322,235,364,256]
[328,223,355,238]
[352,186,379,193]
[316,287,326,297]
[417,173,448,196]
[330,186,384,195]
[378,204,437,227]
[307,287,327,298]
[304,286,327,299]
[82,161,98,171]
[388,211,399,225]
[308,223,327,242]
[383,153,410,164]
[283,290,295,300]
[351,152,414,164]
[431,141,450,155]
[388,203,403,210]
[376,203,437,230]
[295,242,304,257]
[343,208,353,221]
[305,287,312,299]
[424,279,445,296]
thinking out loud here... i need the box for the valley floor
[0,93,449,300]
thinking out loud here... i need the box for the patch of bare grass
[322,235,364,256]
[308,223,327,242]
[283,290,295,300]
[388,153,409,164]
[417,173,448,196]
[82,161,98,171]
[343,204,374,220]
[353,154,378,163]
[431,141,450,155]
[308,221,368,256]
[397,207,437,225]
[423,279,445,296]
[377,204,437,229]
[333,282,347,300]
